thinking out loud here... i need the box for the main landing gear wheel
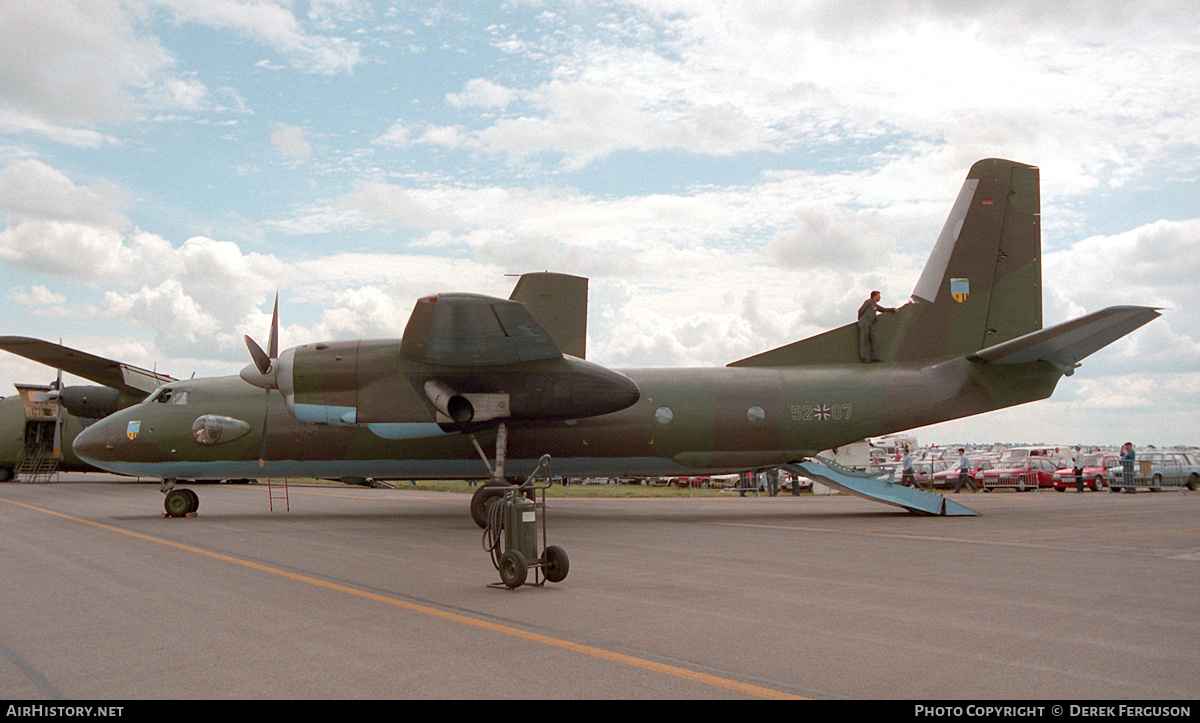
[164,488,199,517]
[471,484,505,529]
[471,478,532,528]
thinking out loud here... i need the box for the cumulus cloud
[271,123,313,161]
[152,0,363,75]
[0,0,361,144]
[417,1,1200,186]
[446,78,517,109]
[0,158,131,228]
[0,0,174,126]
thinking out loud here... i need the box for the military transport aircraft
[70,159,1159,523]
[0,338,174,480]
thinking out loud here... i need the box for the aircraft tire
[164,489,193,517]
[470,485,504,529]
[498,550,527,589]
[543,545,569,583]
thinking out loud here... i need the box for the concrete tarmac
[2,476,1198,700]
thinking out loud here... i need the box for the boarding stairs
[784,455,978,516]
[16,419,61,483]
[16,454,59,483]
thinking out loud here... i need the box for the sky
[1,0,1197,448]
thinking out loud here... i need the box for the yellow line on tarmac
[0,497,803,700]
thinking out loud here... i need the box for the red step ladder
[267,479,290,511]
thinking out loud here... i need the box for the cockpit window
[153,388,190,405]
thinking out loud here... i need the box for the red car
[978,457,1060,491]
[1052,453,1119,492]
[931,458,994,489]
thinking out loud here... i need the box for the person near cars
[900,447,917,488]
[857,291,896,363]
[1072,444,1085,493]
[1120,442,1136,493]
[953,448,977,492]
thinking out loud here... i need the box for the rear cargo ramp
[785,456,978,516]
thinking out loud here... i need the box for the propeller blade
[267,292,279,360]
[245,335,272,376]
[241,294,281,391]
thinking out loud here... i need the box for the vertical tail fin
[729,159,1041,367]
[900,158,1041,361]
[508,272,589,359]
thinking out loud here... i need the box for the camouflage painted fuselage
[71,357,1061,481]
[68,159,1159,484]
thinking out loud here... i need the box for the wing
[0,336,175,396]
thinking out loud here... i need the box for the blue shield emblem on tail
[951,278,970,303]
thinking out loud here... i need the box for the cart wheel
[498,550,527,589]
[543,545,569,583]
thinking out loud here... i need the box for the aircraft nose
[71,415,123,465]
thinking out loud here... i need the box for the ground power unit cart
[483,455,570,589]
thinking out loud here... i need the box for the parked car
[997,446,1069,466]
[1052,453,1120,492]
[665,476,713,489]
[1105,450,1200,491]
[978,457,1060,491]
[890,460,951,488]
[778,471,813,494]
[931,458,994,489]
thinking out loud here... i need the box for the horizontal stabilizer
[0,336,174,396]
[968,306,1160,367]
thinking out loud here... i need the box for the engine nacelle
[57,386,122,419]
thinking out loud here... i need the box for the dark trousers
[859,321,881,362]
